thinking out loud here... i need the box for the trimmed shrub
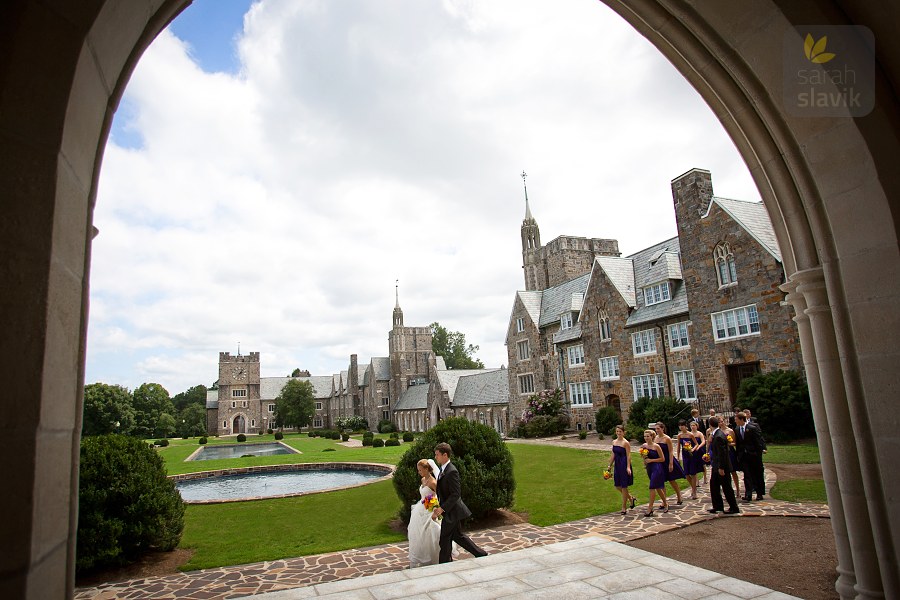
[267,428,274,434]
[236,433,247,442]
[594,406,621,435]
[155,439,169,447]
[335,415,368,431]
[389,432,399,440]
[362,437,374,447]
[363,431,374,440]
[77,435,184,573]
[402,432,414,442]
[341,433,350,442]
[198,437,207,445]
[274,431,284,440]
[307,430,315,437]
[257,430,264,436]
[627,396,691,439]
[393,417,515,524]
[578,430,587,440]
[515,414,568,438]
[385,438,400,447]
[378,419,397,434]
[330,430,341,440]
[737,369,814,442]
[373,438,385,448]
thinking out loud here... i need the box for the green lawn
[770,478,827,503]
[763,443,820,464]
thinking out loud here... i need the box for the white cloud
[86,0,761,394]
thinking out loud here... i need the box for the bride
[407,458,443,567]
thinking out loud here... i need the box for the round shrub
[307,430,315,437]
[393,417,514,524]
[378,419,397,434]
[330,430,341,440]
[77,435,184,573]
[373,438,385,448]
[737,369,814,442]
[627,396,690,439]
[236,433,247,442]
[402,431,414,442]
[362,437,373,447]
[267,428,274,434]
[595,406,621,435]
[578,430,587,440]
[274,431,284,440]
[257,430,264,436]
[341,433,350,441]
[198,437,207,445]
[363,431,374,440]
[385,438,400,447]
[155,438,169,447]
[389,432,399,440]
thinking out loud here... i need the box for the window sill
[670,345,690,352]
[600,377,620,382]
[713,332,761,343]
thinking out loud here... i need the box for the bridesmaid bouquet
[639,448,649,458]
[726,434,735,445]
[702,453,711,463]
[682,441,693,451]
[602,469,612,480]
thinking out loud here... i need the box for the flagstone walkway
[75,470,828,599]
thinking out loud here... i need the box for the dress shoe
[707,508,722,514]
[724,508,741,514]
[742,496,752,502]
[756,495,764,500]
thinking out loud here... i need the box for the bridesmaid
[606,424,636,514]
[721,417,742,499]
[676,420,699,500]
[690,419,708,488]
[640,429,668,516]
[654,422,685,504]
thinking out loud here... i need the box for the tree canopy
[82,383,136,436]
[274,379,316,429]
[430,322,485,369]
[171,384,207,412]
[131,383,174,439]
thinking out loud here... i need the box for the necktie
[740,426,745,437]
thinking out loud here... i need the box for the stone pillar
[782,279,856,599]
[794,268,883,599]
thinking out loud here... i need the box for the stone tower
[521,176,548,291]
[216,351,262,435]
[388,285,433,405]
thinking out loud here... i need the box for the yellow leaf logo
[804,34,836,63]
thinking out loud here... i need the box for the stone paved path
[75,469,828,599]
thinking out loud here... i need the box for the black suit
[709,429,739,512]
[435,461,486,562]
[690,416,706,431]
[735,423,766,498]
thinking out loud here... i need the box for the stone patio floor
[75,469,829,600]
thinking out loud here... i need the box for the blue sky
[87,0,764,395]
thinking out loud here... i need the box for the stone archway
[1,2,898,597]
[232,415,246,434]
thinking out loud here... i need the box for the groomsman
[735,412,766,500]
[689,408,705,431]
[707,417,740,514]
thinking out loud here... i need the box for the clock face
[232,366,247,381]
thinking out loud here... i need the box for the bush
[378,419,397,434]
[77,435,184,573]
[335,415,368,431]
[307,430,315,437]
[363,431,374,440]
[330,430,341,440]
[373,438,385,448]
[362,437,374,447]
[389,432,399,440]
[257,430,264,436]
[737,369,814,442]
[322,448,336,452]
[236,433,247,442]
[594,406,621,435]
[267,428,274,434]
[393,417,515,524]
[515,414,568,438]
[198,437,207,445]
[155,439,169,447]
[520,388,564,422]
[627,396,691,438]
[385,438,400,447]
[402,432,414,442]
[274,431,284,440]
[578,430,587,440]
[341,433,350,442]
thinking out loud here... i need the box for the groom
[431,442,488,563]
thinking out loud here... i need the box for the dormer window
[560,312,574,330]
[715,242,737,287]
[643,281,671,306]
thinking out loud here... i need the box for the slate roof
[371,357,391,381]
[625,237,689,327]
[357,364,368,386]
[206,389,218,409]
[593,256,637,307]
[538,273,590,328]
[437,369,500,401]
[708,196,782,262]
[553,322,582,344]
[517,291,543,325]
[435,356,447,371]
[259,376,334,400]
[452,369,510,407]
[393,383,429,410]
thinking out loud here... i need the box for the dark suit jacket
[735,423,765,457]
[709,429,732,472]
[436,461,471,522]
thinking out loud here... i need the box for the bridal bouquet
[422,494,440,512]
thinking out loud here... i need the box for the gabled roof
[436,368,500,402]
[452,369,510,407]
[553,323,582,344]
[592,256,637,307]
[393,383,429,410]
[707,196,782,262]
[435,356,447,371]
[517,290,542,325]
[625,280,690,327]
[371,357,391,381]
[538,273,590,328]
[259,376,334,400]
[629,237,681,288]
[357,364,368,386]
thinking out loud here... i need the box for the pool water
[190,442,298,461]
[175,469,384,502]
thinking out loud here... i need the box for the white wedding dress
[407,484,442,567]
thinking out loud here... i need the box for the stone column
[794,268,883,599]
[781,279,855,599]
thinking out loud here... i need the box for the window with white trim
[599,356,620,380]
[313,416,323,428]
[674,370,697,400]
[567,344,585,367]
[643,281,671,306]
[711,305,760,341]
[598,310,611,341]
[268,404,275,412]
[569,382,593,406]
[232,389,247,397]
[516,317,525,333]
[518,373,535,394]
[668,322,690,350]
[231,401,236,408]
[242,400,247,408]
[714,242,738,287]
[560,312,574,330]
[517,340,530,361]
[632,373,666,401]
[315,401,323,410]
[631,329,657,355]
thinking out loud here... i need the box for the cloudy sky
[86,0,761,395]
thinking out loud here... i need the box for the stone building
[507,169,802,430]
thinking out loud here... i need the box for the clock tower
[217,351,262,435]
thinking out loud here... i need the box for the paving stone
[497,580,610,600]
[513,562,608,588]
[428,576,535,600]
[585,565,676,593]
[369,572,468,600]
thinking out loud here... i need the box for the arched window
[598,309,611,341]
[714,242,737,287]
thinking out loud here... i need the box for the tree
[82,383,135,436]
[132,383,174,439]
[430,322,485,369]
[171,384,207,412]
[156,412,177,438]
[178,402,208,437]
[737,369,814,442]
[274,379,315,429]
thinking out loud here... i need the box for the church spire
[393,279,404,328]
[522,170,535,222]
[520,171,543,290]
[395,279,400,308]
